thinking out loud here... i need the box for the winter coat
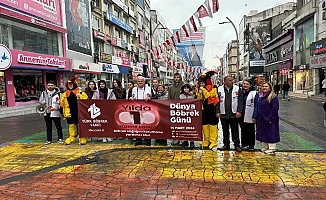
[179,93,195,99]
[256,92,280,143]
[168,77,184,99]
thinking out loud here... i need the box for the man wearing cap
[60,76,88,145]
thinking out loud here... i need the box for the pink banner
[121,56,130,67]
[0,0,63,26]
[10,49,70,70]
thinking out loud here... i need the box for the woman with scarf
[112,78,126,99]
[256,82,280,154]
[126,81,134,99]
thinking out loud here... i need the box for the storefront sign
[93,30,107,42]
[310,54,326,68]
[78,99,203,140]
[250,60,265,67]
[0,44,12,71]
[117,38,122,47]
[100,63,120,73]
[0,0,63,26]
[121,56,130,67]
[310,38,326,55]
[111,37,117,46]
[71,59,101,74]
[106,12,133,33]
[133,65,143,73]
[10,50,69,69]
[100,53,112,63]
[279,68,289,75]
[281,45,293,58]
[266,51,279,64]
[112,56,122,65]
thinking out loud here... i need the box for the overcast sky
[151,0,295,69]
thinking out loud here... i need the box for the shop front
[309,38,326,94]
[264,29,294,90]
[100,63,120,88]
[67,60,101,90]
[1,48,70,107]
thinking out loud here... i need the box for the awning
[72,69,101,74]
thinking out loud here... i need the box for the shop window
[0,72,6,106]
[0,24,9,48]
[6,18,60,56]
[13,70,44,103]
[115,29,121,38]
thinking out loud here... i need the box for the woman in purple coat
[256,82,280,154]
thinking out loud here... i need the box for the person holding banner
[60,76,89,145]
[129,76,152,146]
[180,84,196,148]
[195,71,219,150]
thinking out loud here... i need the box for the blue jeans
[283,91,289,99]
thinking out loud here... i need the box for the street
[0,98,325,199]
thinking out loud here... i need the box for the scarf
[85,88,94,99]
[99,87,108,99]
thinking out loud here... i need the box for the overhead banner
[78,99,203,140]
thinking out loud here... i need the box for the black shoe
[134,141,142,146]
[181,141,189,147]
[189,142,195,148]
[221,145,230,150]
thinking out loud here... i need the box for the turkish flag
[212,0,219,13]
[197,5,209,18]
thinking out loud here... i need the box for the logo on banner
[0,44,12,71]
[88,103,101,119]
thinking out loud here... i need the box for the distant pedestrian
[216,76,243,152]
[239,80,258,151]
[256,82,280,154]
[322,78,326,96]
[282,81,290,101]
[273,83,280,96]
[179,83,196,148]
[39,81,63,145]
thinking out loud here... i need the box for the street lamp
[219,17,240,83]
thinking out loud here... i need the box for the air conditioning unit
[323,11,326,20]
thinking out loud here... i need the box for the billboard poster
[173,27,206,68]
[248,21,271,67]
[65,0,92,55]
[0,0,63,26]
[295,17,314,65]
[78,99,203,141]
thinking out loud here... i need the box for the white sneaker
[264,149,276,154]
[87,138,92,142]
[58,139,64,145]
[211,146,218,151]
[44,141,52,145]
[107,138,113,142]
[261,148,268,152]
[102,138,108,143]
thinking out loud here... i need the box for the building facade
[0,0,70,107]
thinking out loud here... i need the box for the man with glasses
[39,81,63,145]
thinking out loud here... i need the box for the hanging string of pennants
[147,0,220,73]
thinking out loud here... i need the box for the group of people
[39,72,280,154]
[273,81,291,101]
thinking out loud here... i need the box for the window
[0,24,9,47]
[123,13,128,23]
[103,3,108,12]
[106,44,113,54]
[115,29,121,38]
[130,3,134,12]
[92,0,100,7]
[7,19,60,56]
[92,15,100,30]
[94,41,104,54]
[114,7,120,18]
